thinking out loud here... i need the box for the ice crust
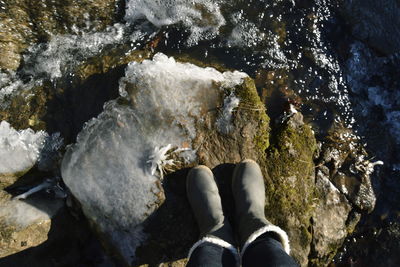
[0,121,48,175]
[125,0,226,45]
[22,24,126,80]
[61,53,247,262]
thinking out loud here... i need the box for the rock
[0,0,120,70]
[310,166,352,265]
[342,0,400,55]
[61,53,268,265]
[264,112,317,266]
[0,190,63,257]
[308,123,377,265]
[316,123,376,213]
[59,53,369,266]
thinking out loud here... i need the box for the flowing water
[1,0,399,264]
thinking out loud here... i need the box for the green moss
[234,77,270,151]
[263,114,317,263]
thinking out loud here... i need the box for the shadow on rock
[0,194,113,267]
[44,65,124,144]
[134,164,237,266]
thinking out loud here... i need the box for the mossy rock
[264,112,317,266]
[193,76,270,167]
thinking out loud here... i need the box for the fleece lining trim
[241,225,291,258]
[188,236,239,265]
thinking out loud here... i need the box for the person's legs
[242,232,298,267]
[187,242,237,267]
[186,165,239,266]
[232,159,297,266]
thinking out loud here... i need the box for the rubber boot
[186,165,238,261]
[232,159,291,257]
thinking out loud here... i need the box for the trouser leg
[187,242,237,267]
[242,232,298,267]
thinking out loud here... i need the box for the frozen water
[119,53,247,139]
[0,121,48,175]
[125,0,226,46]
[38,132,64,171]
[62,53,247,262]
[0,71,38,109]
[0,199,51,228]
[22,24,126,80]
[216,93,240,134]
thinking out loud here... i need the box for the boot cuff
[188,236,240,265]
[241,225,291,257]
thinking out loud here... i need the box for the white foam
[125,0,226,46]
[0,121,48,175]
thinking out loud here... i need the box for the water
[1,0,399,264]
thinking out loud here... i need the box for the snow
[61,53,247,263]
[0,121,48,175]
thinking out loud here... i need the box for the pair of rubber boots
[187,159,290,260]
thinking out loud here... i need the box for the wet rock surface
[0,0,121,70]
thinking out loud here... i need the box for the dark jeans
[187,233,298,267]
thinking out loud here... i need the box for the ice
[61,53,247,262]
[37,132,64,171]
[0,121,48,175]
[0,71,38,109]
[125,0,226,46]
[0,199,51,228]
[119,53,247,139]
[22,23,127,80]
[216,93,240,134]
